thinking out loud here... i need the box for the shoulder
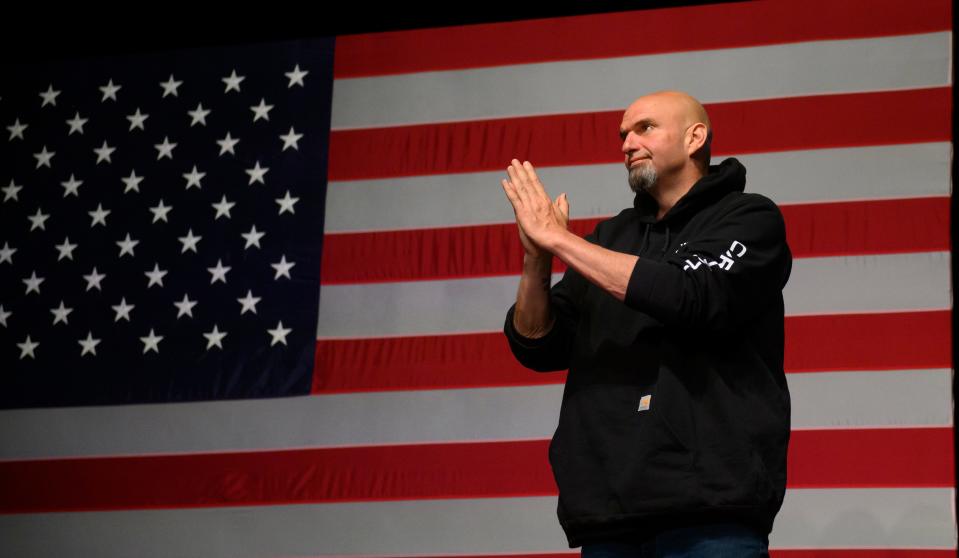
[588,208,638,244]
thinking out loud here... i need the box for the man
[500,91,792,556]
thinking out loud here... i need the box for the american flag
[1,0,955,556]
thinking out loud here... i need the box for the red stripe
[333,0,952,77]
[312,311,950,393]
[321,197,950,284]
[0,428,949,513]
[328,88,951,180]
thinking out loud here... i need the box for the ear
[685,122,708,156]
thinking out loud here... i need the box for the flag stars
[127,108,149,131]
[34,146,55,168]
[285,64,309,88]
[188,103,211,126]
[0,305,11,327]
[237,290,261,315]
[121,170,144,193]
[145,263,167,288]
[150,199,173,223]
[271,255,295,280]
[51,301,73,325]
[245,161,268,185]
[28,208,50,231]
[174,294,198,318]
[216,132,239,156]
[17,335,39,359]
[279,127,302,151]
[250,98,274,122]
[61,174,83,197]
[94,140,116,164]
[116,233,139,257]
[207,259,231,284]
[275,190,299,215]
[183,165,206,189]
[55,237,78,260]
[78,332,101,356]
[83,267,106,291]
[39,84,61,107]
[66,112,88,135]
[178,229,202,253]
[267,321,291,346]
[204,325,227,350]
[212,195,235,220]
[89,203,110,227]
[222,69,245,93]
[0,242,16,264]
[23,271,44,294]
[154,136,177,160]
[3,180,22,202]
[242,225,265,249]
[7,118,27,140]
[112,297,134,322]
[140,329,163,354]
[160,75,183,98]
[99,79,121,101]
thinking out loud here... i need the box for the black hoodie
[504,157,793,547]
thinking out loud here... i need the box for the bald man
[501,91,791,556]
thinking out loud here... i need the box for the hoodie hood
[633,157,747,225]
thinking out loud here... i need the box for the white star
[279,126,303,151]
[39,84,61,107]
[78,332,101,356]
[88,203,110,227]
[127,108,149,131]
[242,225,265,249]
[222,69,245,93]
[145,263,167,288]
[99,79,121,101]
[93,140,116,164]
[140,328,163,354]
[245,161,269,185]
[0,305,10,327]
[33,146,55,168]
[207,259,231,284]
[249,98,274,122]
[23,271,44,294]
[267,321,292,346]
[51,300,73,325]
[271,255,295,280]
[61,174,83,197]
[160,75,183,98]
[112,297,134,322]
[237,290,261,315]
[17,335,38,359]
[7,118,27,140]
[173,293,197,318]
[83,267,106,291]
[187,102,211,126]
[66,112,88,135]
[285,64,309,88]
[178,228,202,253]
[275,190,299,215]
[28,208,50,231]
[203,324,227,349]
[0,242,15,264]
[216,132,239,156]
[116,233,139,257]
[121,170,143,193]
[3,179,22,201]
[211,195,235,220]
[54,237,77,260]
[154,136,177,160]
[149,199,172,223]
[182,165,206,189]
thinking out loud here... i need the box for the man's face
[619,95,689,193]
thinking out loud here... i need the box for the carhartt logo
[638,394,651,412]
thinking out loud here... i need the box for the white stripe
[331,32,952,129]
[324,143,951,233]
[2,489,954,557]
[0,369,948,460]
[316,252,950,339]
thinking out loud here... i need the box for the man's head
[619,91,712,194]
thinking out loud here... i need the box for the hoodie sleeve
[624,194,791,332]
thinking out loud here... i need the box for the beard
[628,161,658,193]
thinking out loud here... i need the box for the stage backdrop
[0,0,954,555]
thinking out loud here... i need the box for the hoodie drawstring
[663,226,670,255]
[639,223,650,256]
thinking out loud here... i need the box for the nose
[621,131,640,156]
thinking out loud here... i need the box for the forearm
[547,230,638,302]
[513,254,555,338]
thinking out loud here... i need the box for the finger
[557,192,570,223]
[501,179,521,207]
[522,160,549,199]
[507,164,532,206]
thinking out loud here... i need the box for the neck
[649,165,705,220]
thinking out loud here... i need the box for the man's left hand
[501,159,570,252]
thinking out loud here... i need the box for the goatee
[628,163,658,193]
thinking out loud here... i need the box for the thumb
[556,192,570,218]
